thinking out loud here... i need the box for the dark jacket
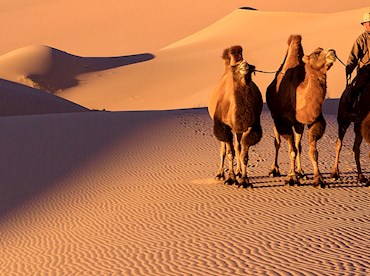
[346,31,370,75]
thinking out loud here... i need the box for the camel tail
[213,118,233,144]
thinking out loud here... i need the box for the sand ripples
[1,109,370,275]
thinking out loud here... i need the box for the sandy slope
[0,7,369,111]
[1,108,369,275]
[0,0,368,56]
[0,78,87,116]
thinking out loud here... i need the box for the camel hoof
[285,176,300,186]
[358,174,368,183]
[237,179,253,189]
[313,176,326,188]
[269,168,281,177]
[242,183,253,189]
[224,178,235,185]
[366,181,370,187]
[330,170,340,181]
[297,171,307,180]
[215,173,225,181]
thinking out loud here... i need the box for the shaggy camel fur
[208,45,263,188]
[361,112,370,186]
[331,71,370,183]
[266,35,337,188]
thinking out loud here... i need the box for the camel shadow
[241,170,370,189]
[292,171,370,188]
[26,48,155,93]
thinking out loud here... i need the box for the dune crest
[0,45,155,94]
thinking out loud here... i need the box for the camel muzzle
[231,60,249,75]
[326,49,337,63]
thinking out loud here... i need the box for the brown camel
[266,34,337,188]
[208,45,263,188]
[361,112,370,186]
[331,72,370,183]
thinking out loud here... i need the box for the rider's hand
[345,66,352,85]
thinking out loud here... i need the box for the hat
[361,12,370,24]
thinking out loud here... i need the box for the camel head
[302,47,336,72]
[222,45,243,67]
[230,61,256,84]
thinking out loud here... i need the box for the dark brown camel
[208,45,263,188]
[266,34,337,188]
[331,71,370,183]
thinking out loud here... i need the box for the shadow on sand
[0,110,166,221]
[26,48,155,93]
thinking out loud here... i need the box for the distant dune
[1,8,368,111]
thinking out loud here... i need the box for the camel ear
[302,55,309,64]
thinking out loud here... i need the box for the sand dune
[0,45,154,93]
[1,7,369,111]
[0,78,88,116]
[0,1,370,275]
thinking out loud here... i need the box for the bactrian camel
[208,45,263,188]
[330,65,370,184]
[266,34,337,188]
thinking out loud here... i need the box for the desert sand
[0,1,370,275]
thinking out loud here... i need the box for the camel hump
[222,45,243,66]
[287,34,302,45]
[222,45,243,60]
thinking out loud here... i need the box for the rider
[345,11,370,115]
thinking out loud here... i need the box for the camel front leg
[224,142,236,185]
[285,134,300,186]
[308,117,326,188]
[237,128,253,188]
[269,126,281,177]
[353,123,367,183]
[308,140,324,188]
[215,142,226,180]
[330,121,350,180]
[294,123,306,179]
[234,133,242,177]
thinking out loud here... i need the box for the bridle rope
[334,53,346,67]
[254,69,277,74]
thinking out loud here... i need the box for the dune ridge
[3,7,369,111]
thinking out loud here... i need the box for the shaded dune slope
[0,79,88,116]
[0,45,154,93]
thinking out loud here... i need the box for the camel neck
[302,66,326,87]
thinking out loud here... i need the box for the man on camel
[345,11,370,116]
